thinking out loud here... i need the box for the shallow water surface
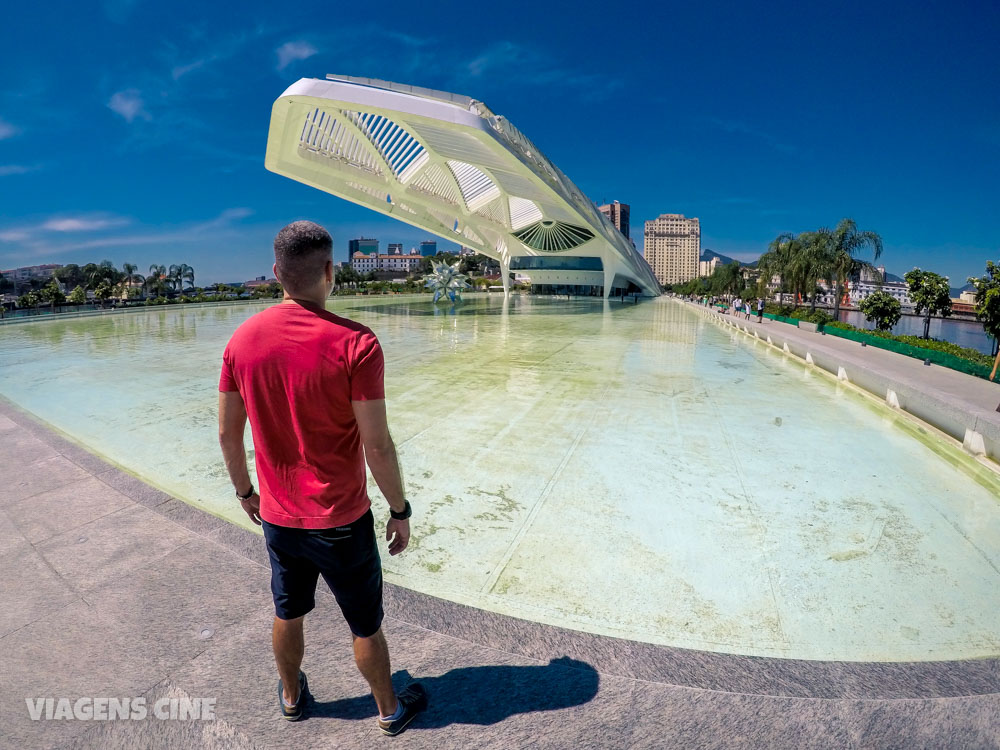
[0,295,997,661]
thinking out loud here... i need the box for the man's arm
[352,398,409,555]
[218,391,261,525]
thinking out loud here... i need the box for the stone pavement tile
[0,453,88,504]
[0,414,17,431]
[154,497,230,537]
[384,585,867,699]
[207,521,269,568]
[93,467,172,509]
[0,512,80,638]
[83,534,272,676]
[34,504,193,593]
[65,681,264,750]
[622,687,855,750]
[831,659,1000,700]
[163,603,351,749]
[0,599,175,750]
[838,693,1000,750]
[7,474,135,544]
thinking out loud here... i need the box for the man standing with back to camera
[218,221,427,735]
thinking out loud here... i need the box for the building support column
[500,256,511,299]
[603,262,615,300]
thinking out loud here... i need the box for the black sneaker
[376,682,427,736]
[277,671,308,721]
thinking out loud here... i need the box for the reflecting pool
[1,295,998,661]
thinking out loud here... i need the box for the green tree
[169,263,195,292]
[121,263,144,294]
[967,260,1000,357]
[904,268,952,339]
[68,285,87,305]
[757,233,802,305]
[252,282,283,299]
[53,264,86,290]
[858,290,902,331]
[39,279,66,312]
[146,264,168,297]
[711,261,745,296]
[821,219,883,322]
[94,280,115,307]
[336,265,361,288]
[17,291,41,310]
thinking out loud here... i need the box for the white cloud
[0,164,36,176]
[276,41,317,71]
[0,117,19,140]
[171,59,208,80]
[108,89,151,123]
[0,230,29,242]
[42,217,129,232]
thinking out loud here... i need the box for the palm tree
[823,219,883,322]
[176,263,195,292]
[758,233,798,305]
[146,264,168,297]
[121,263,144,293]
[793,231,829,311]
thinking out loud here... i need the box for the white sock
[380,701,404,721]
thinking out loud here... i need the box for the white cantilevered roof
[264,75,661,295]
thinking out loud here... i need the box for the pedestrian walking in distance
[218,221,427,735]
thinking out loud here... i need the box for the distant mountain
[700,249,758,268]
[950,282,974,298]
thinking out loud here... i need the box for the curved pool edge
[3,396,997,703]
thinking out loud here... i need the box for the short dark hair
[273,221,333,292]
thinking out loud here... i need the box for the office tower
[387,243,403,255]
[598,201,630,240]
[420,240,438,257]
[348,238,379,255]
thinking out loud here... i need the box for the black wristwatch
[236,484,255,501]
[390,501,412,520]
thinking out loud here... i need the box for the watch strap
[390,501,411,520]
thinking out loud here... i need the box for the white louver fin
[508,197,543,230]
[298,108,383,175]
[343,110,429,183]
[512,220,595,253]
[447,160,501,212]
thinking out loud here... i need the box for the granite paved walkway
[0,399,998,749]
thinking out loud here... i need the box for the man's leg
[273,615,305,705]
[352,628,398,717]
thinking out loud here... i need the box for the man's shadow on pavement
[308,656,599,728]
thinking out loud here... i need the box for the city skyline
[0,1,997,285]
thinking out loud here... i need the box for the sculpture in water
[424,260,471,303]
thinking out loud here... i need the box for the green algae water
[1,295,998,662]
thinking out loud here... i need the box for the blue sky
[1,0,997,285]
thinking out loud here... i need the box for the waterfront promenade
[1,398,998,748]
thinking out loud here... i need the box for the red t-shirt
[219,301,384,529]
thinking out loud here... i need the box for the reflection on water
[840,311,992,354]
[0,295,998,662]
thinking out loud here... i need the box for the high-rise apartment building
[643,214,700,286]
[598,201,630,240]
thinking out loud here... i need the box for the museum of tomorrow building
[265,75,661,298]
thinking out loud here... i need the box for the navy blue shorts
[261,509,384,637]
